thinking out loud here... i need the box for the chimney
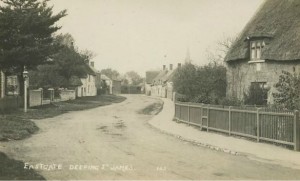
[169,64,173,71]
[90,61,94,67]
[178,63,181,68]
[163,65,166,70]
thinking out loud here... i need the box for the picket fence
[174,102,300,151]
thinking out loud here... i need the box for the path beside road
[149,97,300,170]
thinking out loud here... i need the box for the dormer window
[251,40,265,60]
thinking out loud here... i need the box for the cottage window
[250,41,264,60]
[6,76,18,95]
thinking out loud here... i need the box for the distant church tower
[185,47,191,63]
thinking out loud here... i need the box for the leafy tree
[0,0,66,93]
[29,34,93,89]
[196,62,227,100]
[173,63,197,100]
[29,64,68,89]
[54,33,75,49]
[173,62,227,103]
[273,71,300,110]
[124,71,143,85]
[100,68,120,80]
[53,48,87,81]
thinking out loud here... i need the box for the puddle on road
[97,126,108,130]
[213,172,225,177]
[114,120,126,129]
[96,121,126,138]
[110,133,123,136]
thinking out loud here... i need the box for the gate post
[294,110,300,151]
[256,108,260,142]
[187,103,190,125]
[229,106,232,135]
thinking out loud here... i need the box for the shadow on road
[0,152,45,180]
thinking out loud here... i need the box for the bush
[273,70,300,110]
[177,97,190,102]
[219,97,243,106]
[192,94,213,104]
[173,62,227,104]
[244,83,268,106]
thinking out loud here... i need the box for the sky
[49,0,263,76]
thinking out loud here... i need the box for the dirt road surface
[1,95,300,180]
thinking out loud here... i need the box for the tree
[29,64,68,89]
[173,63,197,99]
[124,71,143,85]
[194,62,227,103]
[206,35,237,64]
[100,68,120,80]
[172,62,227,103]
[0,0,66,93]
[29,34,93,89]
[273,71,300,110]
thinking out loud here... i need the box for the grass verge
[0,95,126,141]
[138,100,164,115]
[0,152,45,180]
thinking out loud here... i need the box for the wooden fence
[174,102,300,151]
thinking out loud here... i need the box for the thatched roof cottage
[225,0,300,104]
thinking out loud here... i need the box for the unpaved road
[1,95,300,180]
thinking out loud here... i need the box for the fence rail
[174,102,300,151]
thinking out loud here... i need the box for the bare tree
[206,35,237,64]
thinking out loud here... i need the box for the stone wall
[60,90,76,101]
[29,89,43,107]
[226,60,300,103]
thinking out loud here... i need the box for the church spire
[185,46,191,63]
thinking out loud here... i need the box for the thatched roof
[145,71,160,84]
[84,64,97,76]
[162,69,176,82]
[225,0,300,62]
[153,70,168,83]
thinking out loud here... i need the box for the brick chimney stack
[163,65,166,70]
[169,64,173,70]
[90,61,94,67]
[178,63,181,68]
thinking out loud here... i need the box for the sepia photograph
[1,0,300,180]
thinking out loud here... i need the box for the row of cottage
[0,60,122,107]
[145,63,181,100]
[146,0,300,105]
